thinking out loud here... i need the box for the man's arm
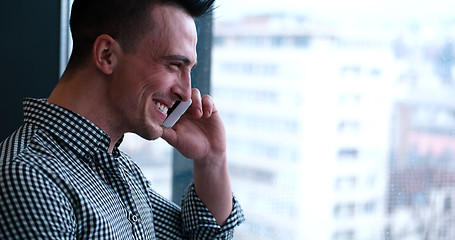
[146,181,244,239]
[192,151,232,225]
[0,160,75,239]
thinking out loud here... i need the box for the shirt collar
[23,98,114,160]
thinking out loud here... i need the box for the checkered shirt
[0,98,244,239]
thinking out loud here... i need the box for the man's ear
[92,34,120,75]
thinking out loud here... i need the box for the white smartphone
[162,99,192,129]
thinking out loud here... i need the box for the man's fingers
[201,94,215,117]
[189,88,203,117]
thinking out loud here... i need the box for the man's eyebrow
[164,55,197,67]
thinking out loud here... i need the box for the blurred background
[126,0,455,239]
[3,0,455,239]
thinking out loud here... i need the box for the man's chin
[136,125,163,141]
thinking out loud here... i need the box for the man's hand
[161,88,232,225]
[162,88,225,163]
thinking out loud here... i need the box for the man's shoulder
[1,124,35,162]
[0,123,86,191]
[0,124,62,167]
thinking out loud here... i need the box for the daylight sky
[214,0,455,26]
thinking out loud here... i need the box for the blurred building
[389,101,455,239]
[212,15,396,240]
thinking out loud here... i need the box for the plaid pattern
[0,98,244,239]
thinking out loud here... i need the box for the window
[338,148,359,161]
[333,230,355,240]
[212,0,455,239]
[335,176,357,190]
[333,202,355,218]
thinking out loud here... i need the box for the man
[0,0,244,239]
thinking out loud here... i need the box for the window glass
[212,0,455,239]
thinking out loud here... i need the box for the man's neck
[48,69,123,152]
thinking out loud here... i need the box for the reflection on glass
[211,0,455,239]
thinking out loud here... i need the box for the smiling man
[0,0,244,239]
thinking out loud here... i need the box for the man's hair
[66,0,214,72]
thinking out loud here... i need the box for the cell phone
[162,99,192,129]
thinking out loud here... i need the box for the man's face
[108,4,197,140]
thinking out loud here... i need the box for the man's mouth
[153,100,169,115]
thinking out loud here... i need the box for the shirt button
[128,212,138,223]
[84,154,93,161]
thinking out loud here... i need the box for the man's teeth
[155,101,168,114]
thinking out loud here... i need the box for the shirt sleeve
[0,160,76,240]
[181,184,245,240]
[148,182,244,240]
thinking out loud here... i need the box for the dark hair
[66,0,214,71]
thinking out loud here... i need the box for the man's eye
[170,63,182,69]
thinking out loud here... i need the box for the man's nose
[171,71,192,101]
